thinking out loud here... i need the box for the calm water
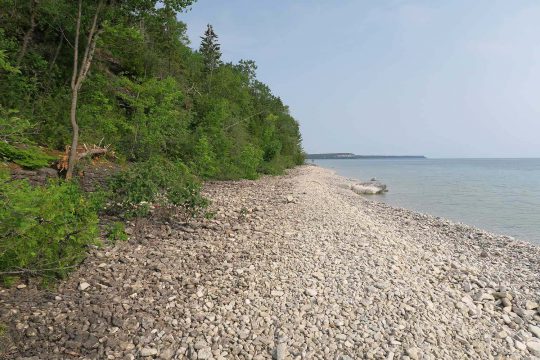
[314,158,540,245]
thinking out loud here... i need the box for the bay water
[313,158,540,245]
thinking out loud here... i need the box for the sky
[181,0,540,158]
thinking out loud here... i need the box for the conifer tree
[199,24,221,73]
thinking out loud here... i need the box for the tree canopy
[0,0,304,179]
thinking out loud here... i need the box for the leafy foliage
[0,170,100,283]
[108,157,207,218]
[105,221,128,243]
[0,142,56,169]
[0,0,304,283]
[0,1,303,180]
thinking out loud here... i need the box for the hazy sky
[182,1,540,158]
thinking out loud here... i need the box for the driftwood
[57,143,113,172]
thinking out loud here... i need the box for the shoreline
[312,159,540,246]
[320,164,539,248]
[1,165,539,358]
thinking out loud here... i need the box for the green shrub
[238,143,263,180]
[0,142,57,169]
[108,156,208,218]
[0,170,100,283]
[105,221,128,243]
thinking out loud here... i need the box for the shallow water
[313,158,540,245]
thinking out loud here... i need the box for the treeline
[0,0,304,283]
[0,0,303,177]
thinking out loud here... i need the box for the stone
[140,348,158,357]
[529,325,540,339]
[527,341,540,356]
[286,195,294,203]
[313,272,325,281]
[515,340,527,351]
[406,347,421,360]
[305,288,317,297]
[78,282,91,291]
[16,284,27,289]
[525,300,539,310]
[194,340,207,350]
[274,343,287,360]
[271,290,284,297]
[159,348,175,360]
[197,347,212,359]
[479,251,488,258]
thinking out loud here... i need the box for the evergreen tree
[199,24,221,73]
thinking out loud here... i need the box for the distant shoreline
[306,152,426,160]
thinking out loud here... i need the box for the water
[313,158,540,245]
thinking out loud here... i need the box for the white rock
[525,300,539,310]
[274,342,288,360]
[529,324,540,339]
[140,348,158,357]
[197,347,212,359]
[527,341,540,356]
[305,288,318,297]
[406,347,421,360]
[515,340,527,351]
[78,282,90,291]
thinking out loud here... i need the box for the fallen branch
[0,265,78,276]
[58,143,114,172]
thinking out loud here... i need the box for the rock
[304,288,317,297]
[16,284,27,289]
[350,182,387,195]
[37,167,58,177]
[527,341,540,356]
[194,340,207,350]
[529,325,540,338]
[140,347,158,357]
[271,290,284,297]
[159,348,175,360]
[197,347,212,359]
[493,291,512,300]
[515,340,527,351]
[525,300,539,310]
[313,272,325,281]
[274,342,287,360]
[406,347,421,360]
[78,282,91,291]
[479,251,488,258]
[286,195,294,203]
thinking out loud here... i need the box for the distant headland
[306,153,427,160]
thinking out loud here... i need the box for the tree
[199,24,221,81]
[65,0,197,179]
[66,0,104,180]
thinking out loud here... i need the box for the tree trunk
[65,0,82,180]
[17,0,38,66]
[49,34,64,71]
[66,0,103,179]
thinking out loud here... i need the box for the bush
[238,144,263,180]
[105,221,128,243]
[0,142,56,169]
[0,170,100,284]
[108,156,208,218]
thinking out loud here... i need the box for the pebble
[529,325,540,339]
[2,166,540,359]
[78,282,90,291]
[140,348,158,357]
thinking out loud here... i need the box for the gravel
[1,165,539,359]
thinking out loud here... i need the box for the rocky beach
[1,165,540,359]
